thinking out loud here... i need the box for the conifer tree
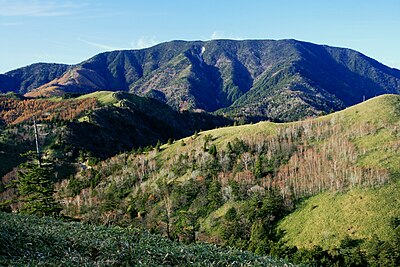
[14,151,61,216]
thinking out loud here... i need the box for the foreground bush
[0,212,297,266]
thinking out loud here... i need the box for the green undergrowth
[0,212,297,267]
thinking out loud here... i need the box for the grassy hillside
[0,212,296,267]
[50,94,399,265]
[279,178,400,250]
[68,91,231,156]
[1,94,399,266]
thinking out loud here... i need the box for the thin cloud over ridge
[79,37,160,52]
[210,31,243,40]
[78,38,126,51]
[131,36,159,49]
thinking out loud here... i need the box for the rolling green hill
[35,94,398,266]
[1,93,399,266]
[279,180,400,250]
[67,91,231,157]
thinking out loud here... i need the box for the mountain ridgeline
[0,63,69,94]
[1,39,400,121]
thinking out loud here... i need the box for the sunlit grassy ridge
[273,94,400,250]
[0,212,297,267]
[77,90,118,105]
[164,94,399,171]
[161,121,278,159]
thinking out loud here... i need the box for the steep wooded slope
[0,91,230,177]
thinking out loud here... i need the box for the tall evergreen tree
[14,151,61,216]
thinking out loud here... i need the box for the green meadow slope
[276,95,400,250]
[51,94,400,256]
[279,179,400,250]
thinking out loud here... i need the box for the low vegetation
[0,212,296,266]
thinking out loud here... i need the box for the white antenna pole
[33,117,41,166]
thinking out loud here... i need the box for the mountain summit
[1,39,400,121]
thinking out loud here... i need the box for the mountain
[0,63,69,94]
[2,39,400,266]
[2,40,400,121]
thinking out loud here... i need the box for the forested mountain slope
[2,40,400,122]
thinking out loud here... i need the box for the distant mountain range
[1,39,400,121]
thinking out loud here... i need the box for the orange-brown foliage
[0,97,99,125]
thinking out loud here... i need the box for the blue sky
[0,0,399,73]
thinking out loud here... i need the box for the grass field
[77,91,118,105]
[279,176,400,250]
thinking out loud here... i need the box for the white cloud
[78,38,124,51]
[211,31,225,40]
[131,36,158,49]
[79,36,159,52]
[210,31,243,40]
[0,21,21,26]
[0,0,84,17]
